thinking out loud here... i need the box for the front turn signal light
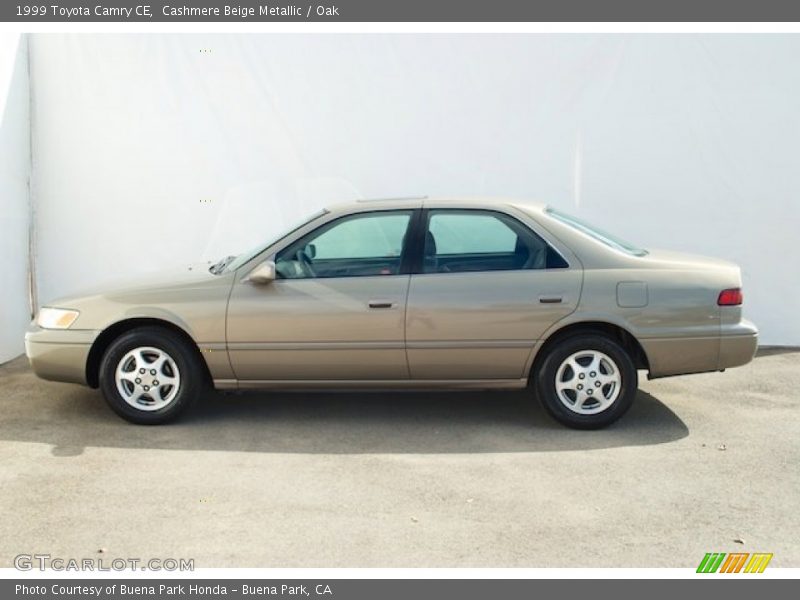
[37,307,80,329]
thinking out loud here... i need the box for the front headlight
[37,307,80,329]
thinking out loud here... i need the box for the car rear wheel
[535,333,637,429]
[99,326,203,424]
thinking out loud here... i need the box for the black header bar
[5,0,800,22]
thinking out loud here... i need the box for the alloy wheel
[554,350,622,414]
[114,346,181,411]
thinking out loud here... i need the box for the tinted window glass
[430,213,518,254]
[276,211,412,279]
[313,213,409,259]
[545,208,647,256]
[423,210,566,274]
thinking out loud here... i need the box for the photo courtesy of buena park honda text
[0,0,798,598]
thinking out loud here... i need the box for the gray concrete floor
[0,350,797,568]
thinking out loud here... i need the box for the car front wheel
[98,326,203,424]
[535,334,637,429]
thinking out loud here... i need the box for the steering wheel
[295,248,316,278]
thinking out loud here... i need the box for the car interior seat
[423,231,438,272]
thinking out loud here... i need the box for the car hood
[43,262,221,308]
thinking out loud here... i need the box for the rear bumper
[642,336,720,378]
[718,319,758,370]
[24,326,99,385]
[641,319,758,378]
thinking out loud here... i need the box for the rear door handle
[539,295,563,304]
[368,300,395,309]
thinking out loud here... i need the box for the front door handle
[539,295,563,304]
[368,300,395,309]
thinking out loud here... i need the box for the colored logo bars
[697,552,773,573]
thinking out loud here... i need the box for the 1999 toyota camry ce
[25,198,758,429]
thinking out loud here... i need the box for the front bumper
[24,326,100,385]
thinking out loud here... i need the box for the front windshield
[545,207,648,257]
[216,209,329,274]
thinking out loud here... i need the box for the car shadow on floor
[0,358,689,455]
[756,346,798,357]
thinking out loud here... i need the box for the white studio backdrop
[7,33,800,357]
[0,35,30,363]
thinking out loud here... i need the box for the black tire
[534,333,637,430]
[98,326,203,424]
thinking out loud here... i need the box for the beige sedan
[25,198,758,428]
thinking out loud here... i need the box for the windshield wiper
[209,255,236,275]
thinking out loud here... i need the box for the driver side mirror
[246,261,276,285]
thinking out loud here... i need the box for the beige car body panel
[227,275,410,381]
[405,202,584,380]
[25,197,758,390]
[25,266,237,384]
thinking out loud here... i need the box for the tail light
[718,288,743,306]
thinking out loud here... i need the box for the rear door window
[422,210,567,274]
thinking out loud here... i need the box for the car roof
[324,196,549,214]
